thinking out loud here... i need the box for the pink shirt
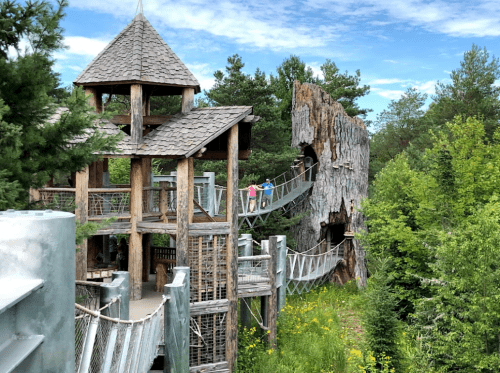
[248,185,257,197]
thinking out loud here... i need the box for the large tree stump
[291,81,369,286]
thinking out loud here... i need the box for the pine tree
[0,0,121,207]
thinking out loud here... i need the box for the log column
[131,84,143,144]
[142,158,152,282]
[84,87,102,113]
[181,88,194,113]
[75,167,89,281]
[130,158,143,300]
[176,157,194,266]
[226,124,238,371]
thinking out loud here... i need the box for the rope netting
[76,281,101,311]
[74,297,167,373]
[88,191,130,217]
[286,239,346,295]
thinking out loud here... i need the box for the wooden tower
[68,13,256,371]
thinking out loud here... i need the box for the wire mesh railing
[74,296,167,373]
[215,163,317,217]
[237,255,271,284]
[38,188,76,212]
[286,239,345,295]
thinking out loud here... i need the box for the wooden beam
[181,87,194,113]
[198,150,252,161]
[159,181,169,223]
[84,87,102,113]
[142,158,152,283]
[129,158,143,300]
[75,167,89,281]
[110,115,171,126]
[130,84,143,144]
[188,157,194,224]
[176,158,190,266]
[95,160,104,188]
[88,161,97,188]
[268,236,278,349]
[226,123,238,371]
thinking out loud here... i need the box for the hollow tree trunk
[291,81,369,286]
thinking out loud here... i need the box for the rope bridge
[215,162,317,229]
[286,239,346,295]
[75,297,166,373]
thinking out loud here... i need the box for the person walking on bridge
[261,178,274,209]
[245,181,262,213]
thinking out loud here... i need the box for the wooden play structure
[31,13,259,371]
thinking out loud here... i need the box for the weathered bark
[291,81,369,286]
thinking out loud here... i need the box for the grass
[236,281,365,373]
[236,281,440,373]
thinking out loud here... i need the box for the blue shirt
[261,182,274,195]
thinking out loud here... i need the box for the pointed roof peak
[74,14,200,93]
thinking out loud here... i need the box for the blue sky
[54,0,500,124]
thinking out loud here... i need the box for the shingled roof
[136,106,253,157]
[74,13,200,92]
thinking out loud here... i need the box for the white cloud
[64,36,110,57]
[369,78,405,85]
[186,62,216,90]
[413,80,436,95]
[384,59,398,64]
[375,89,405,100]
[69,0,340,51]
[306,62,324,80]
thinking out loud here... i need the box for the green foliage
[0,0,121,208]
[75,218,115,246]
[362,258,402,371]
[108,158,130,184]
[364,116,500,371]
[203,54,298,184]
[237,284,361,373]
[319,60,371,120]
[429,44,500,139]
[369,88,430,180]
[271,55,319,122]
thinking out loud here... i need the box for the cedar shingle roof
[74,14,200,92]
[136,106,253,157]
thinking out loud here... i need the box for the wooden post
[130,158,143,300]
[75,167,89,281]
[268,236,278,348]
[188,158,194,223]
[131,84,143,144]
[176,158,193,266]
[88,161,97,188]
[84,87,102,113]
[226,124,238,371]
[181,88,194,113]
[96,160,104,188]
[142,158,152,283]
[159,181,169,223]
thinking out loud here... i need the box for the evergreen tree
[427,44,500,139]
[204,54,297,185]
[319,59,371,119]
[0,0,121,207]
[271,55,319,122]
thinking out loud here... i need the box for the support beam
[226,124,238,371]
[268,236,278,348]
[130,84,143,144]
[129,158,143,300]
[176,158,193,266]
[75,167,89,281]
[181,88,194,113]
[142,158,152,283]
[84,87,102,113]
